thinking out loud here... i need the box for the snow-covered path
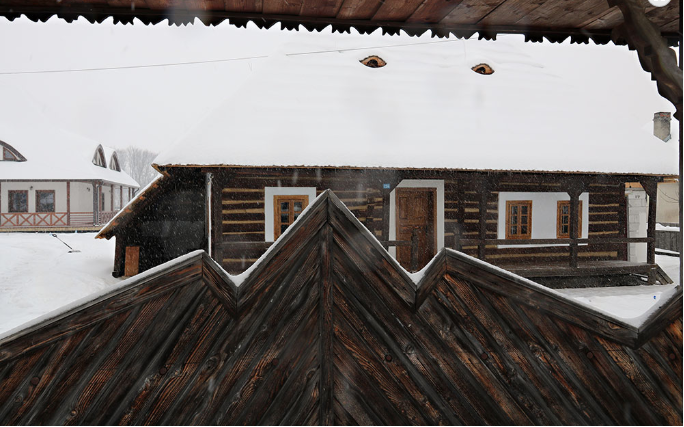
[0,232,120,333]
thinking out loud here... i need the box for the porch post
[66,181,71,226]
[564,180,586,268]
[205,172,213,256]
[477,177,491,260]
[568,190,581,268]
[639,179,658,265]
[381,189,390,249]
[92,181,99,226]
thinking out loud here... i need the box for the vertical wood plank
[212,172,224,264]
[381,189,390,248]
[569,190,580,267]
[319,216,334,425]
[478,178,489,259]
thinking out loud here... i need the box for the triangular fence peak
[0,189,681,425]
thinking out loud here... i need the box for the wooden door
[396,188,436,271]
[124,246,140,277]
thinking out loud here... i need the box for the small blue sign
[383,183,390,189]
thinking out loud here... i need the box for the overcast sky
[0,16,677,154]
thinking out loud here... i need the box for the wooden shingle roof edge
[96,173,165,239]
[7,190,681,359]
[0,5,679,47]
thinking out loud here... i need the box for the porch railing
[0,210,119,228]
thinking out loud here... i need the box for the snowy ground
[0,232,120,334]
[0,232,680,335]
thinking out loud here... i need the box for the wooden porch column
[564,180,586,268]
[381,189,390,249]
[92,181,99,226]
[66,181,71,226]
[568,190,581,268]
[640,179,658,265]
[211,171,225,264]
[477,177,491,260]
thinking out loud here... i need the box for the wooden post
[381,189,390,249]
[410,228,419,272]
[569,190,581,268]
[211,172,224,265]
[205,172,213,256]
[365,190,375,236]
[640,179,658,266]
[92,181,98,226]
[66,181,71,226]
[478,178,490,260]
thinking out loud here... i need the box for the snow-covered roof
[0,85,138,187]
[154,37,678,176]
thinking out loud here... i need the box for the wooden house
[1,191,682,425]
[0,87,139,231]
[97,40,677,285]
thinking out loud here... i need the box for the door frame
[388,179,444,259]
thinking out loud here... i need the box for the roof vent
[360,56,386,68]
[472,63,494,75]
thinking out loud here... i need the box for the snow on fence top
[154,37,678,176]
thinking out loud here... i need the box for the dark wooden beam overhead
[609,0,682,119]
[0,0,679,46]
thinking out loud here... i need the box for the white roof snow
[155,37,678,176]
[0,84,138,187]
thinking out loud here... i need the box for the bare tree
[116,146,159,189]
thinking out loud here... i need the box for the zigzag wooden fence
[0,191,681,425]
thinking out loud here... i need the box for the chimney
[653,112,671,142]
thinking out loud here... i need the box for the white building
[0,112,138,230]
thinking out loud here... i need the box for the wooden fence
[0,191,681,425]
[656,228,682,254]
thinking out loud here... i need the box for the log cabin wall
[215,168,631,274]
[113,170,206,277]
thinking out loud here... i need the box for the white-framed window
[497,192,589,247]
[264,187,317,242]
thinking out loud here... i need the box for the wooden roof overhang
[0,0,679,46]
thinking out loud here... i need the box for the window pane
[511,226,517,235]
[281,213,289,224]
[37,191,54,212]
[281,224,288,234]
[521,206,527,214]
[562,205,568,214]
[562,216,568,225]
[280,202,289,212]
[521,215,527,224]
[294,213,300,221]
[511,206,518,215]
[562,225,568,234]
[511,216,517,225]
[294,202,303,212]
[9,192,27,212]
[521,225,528,235]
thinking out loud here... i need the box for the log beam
[609,0,683,120]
